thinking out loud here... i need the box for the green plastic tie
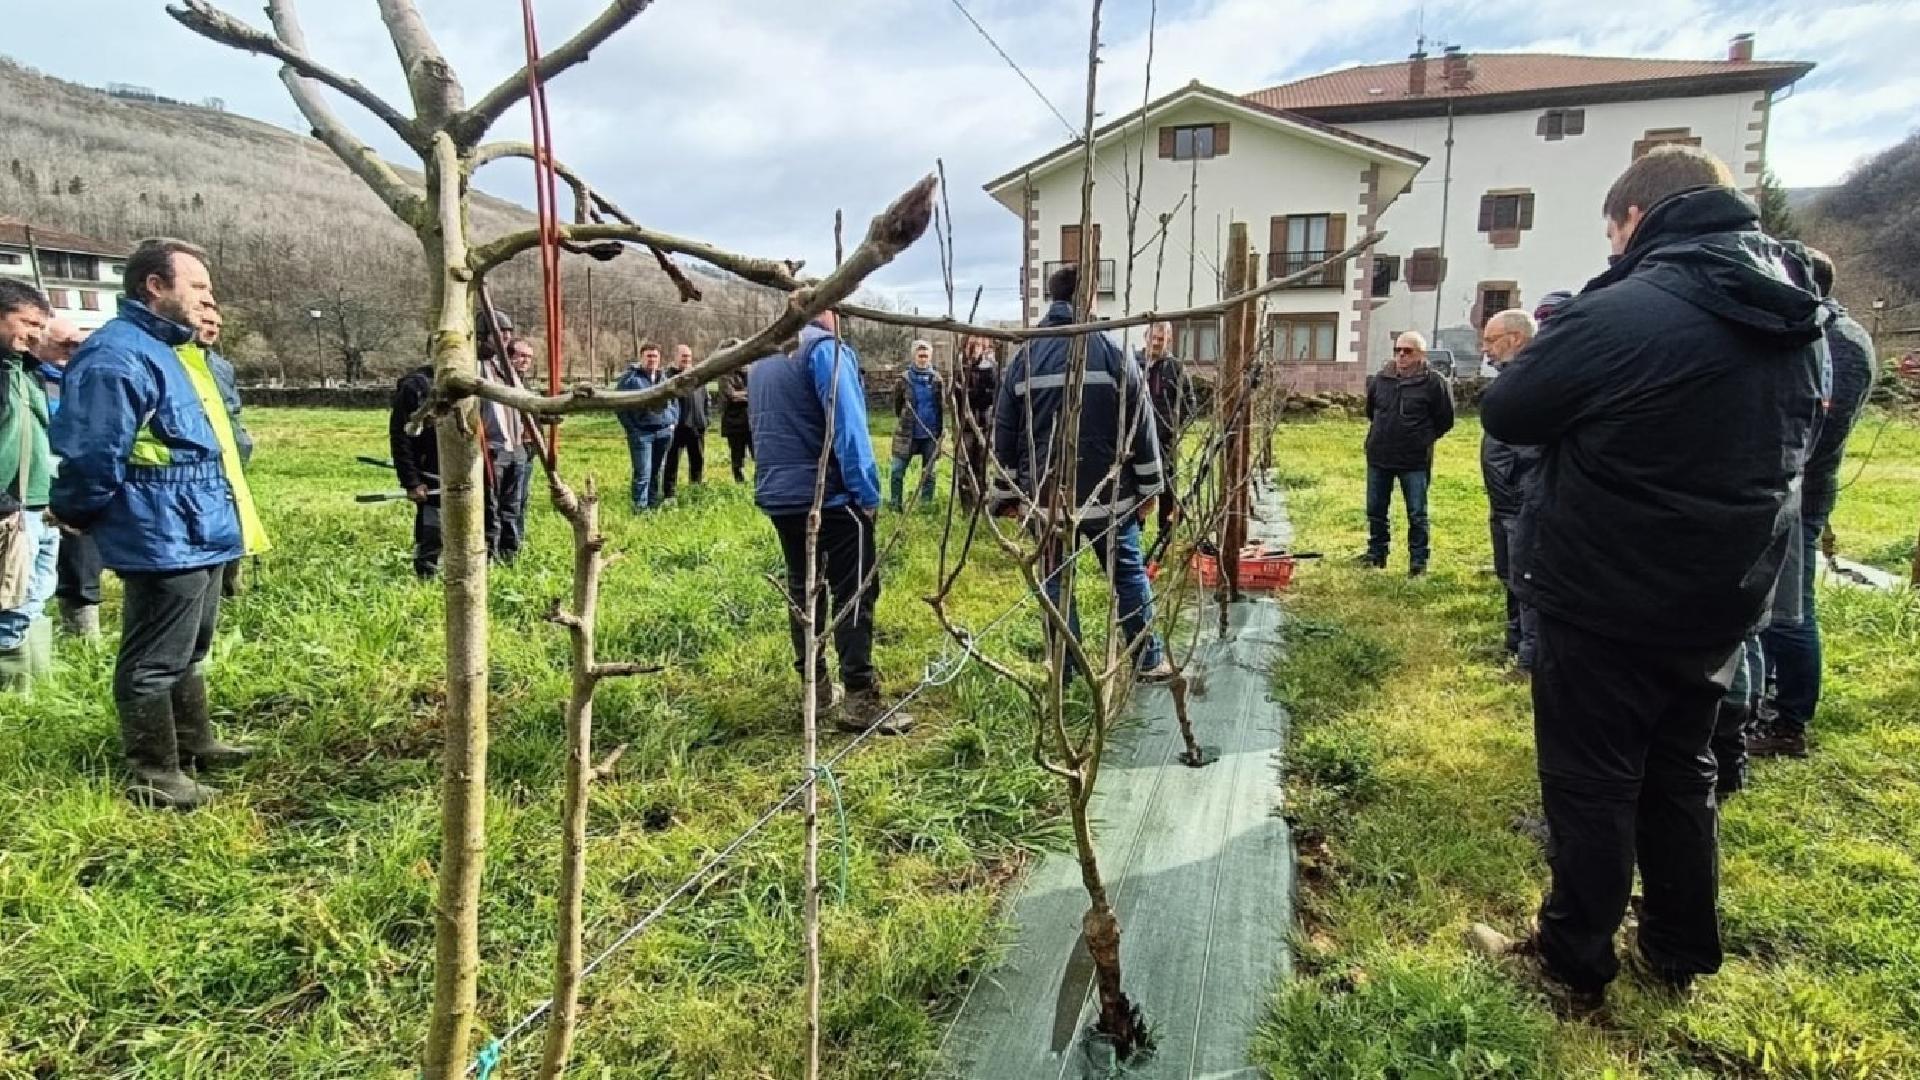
[811,764,851,904]
[473,1038,503,1080]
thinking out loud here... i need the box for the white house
[984,82,1425,394]
[0,217,124,332]
[986,37,1812,393]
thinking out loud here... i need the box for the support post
[1218,222,1251,603]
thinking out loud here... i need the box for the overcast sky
[7,0,1915,319]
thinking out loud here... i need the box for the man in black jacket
[1751,251,1878,759]
[1139,321,1192,544]
[719,348,753,484]
[389,364,442,579]
[1472,146,1825,1007]
[662,343,708,499]
[1363,331,1455,575]
[1479,309,1540,673]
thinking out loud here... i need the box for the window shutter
[1477,194,1495,232]
[1518,193,1536,230]
[1536,113,1552,137]
[1564,109,1585,135]
[1061,225,1080,261]
[1269,215,1287,255]
[1158,127,1175,158]
[1323,213,1348,286]
[1213,123,1231,155]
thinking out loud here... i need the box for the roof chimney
[1728,33,1755,62]
[1407,50,1428,96]
[1441,45,1472,90]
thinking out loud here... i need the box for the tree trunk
[423,136,489,1080]
[1066,778,1145,1059]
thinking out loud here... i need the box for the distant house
[0,217,124,332]
[986,36,1813,393]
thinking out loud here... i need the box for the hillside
[0,56,769,383]
[1801,129,1920,333]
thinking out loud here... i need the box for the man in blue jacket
[1470,148,1824,1008]
[615,343,678,511]
[51,238,257,811]
[750,311,911,735]
[990,264,1172,682]
[888,339,943,512]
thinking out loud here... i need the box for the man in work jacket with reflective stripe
[51,238,262,812]
[990,264,1172,681]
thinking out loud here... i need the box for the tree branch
[445,174,937,416]
[453,0,658,145]
[375,0,465,126]
[469,220,799,291]
[165,0,422,149]
[589,661,662,680]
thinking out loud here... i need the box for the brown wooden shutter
[1323,213,1347,286]
[1270,215,1287,255]
[1213,123,1231,155]
[1518,193,1536,230]
[1536,112,1552,137]
[1564,109,1585,135]
[1061,224,1080,261]
[1478,194,1496,232]
[1158,127,1175,158]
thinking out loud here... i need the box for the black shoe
[1465,923,1604,1018]
[1353,553,1386,569]
[119,692,219,810]
[1746,726,1808,758]
[173,666,256,772]
[1622,926,1695,997]
[1408,563,1428,578]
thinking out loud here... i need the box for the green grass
[1256,414,1920,1079]
[0,409,1078,1078]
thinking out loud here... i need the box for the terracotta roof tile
[1247,53,1812,113]
[0,216,125,259]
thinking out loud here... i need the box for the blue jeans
[0,512,61,650]
[626,428,672,509]
[1365,466,1431,566]
[1760,513,1825,733]
[1041,516,1165,672]
[889,436,938,509]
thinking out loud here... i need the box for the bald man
[1362,330,1455,575]
[1481,310,1540,673]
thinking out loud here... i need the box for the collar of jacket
[116,296,197,348]
[1383,362,1431,381]
[1586,186,1758,288]
[1042,301,1077,326]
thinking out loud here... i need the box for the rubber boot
[173,666,255,771]
[0,642,30,691]
[58,598,101,642]
[26,616,53,679]
[120,691,219,810]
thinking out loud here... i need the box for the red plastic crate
[1189,545,1296,591]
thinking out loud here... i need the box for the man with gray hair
[1480,309,1540,674]
[1362,329,1455,575]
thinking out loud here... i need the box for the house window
[1633,127,1702,159]
[1158,123,1227,161]
[1475,281,1522,329]
[1370,255,1400,298]
[1268,213,1348,288]
[1478,192,1535,247]
[1406,248,1445,292]
[45,288,72,309]
[1536,108,1586,140]
[1052,224,1112,296]
[0,252,21,266]
[37,251,100,281]
[78,290,102,312]
[1174,319,1221,364]
[1269,314,1340,362]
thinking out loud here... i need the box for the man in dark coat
[1470,146,1825,1008]
[662,343,708,499]
[719,348,753,483]
[1479,308,1541,673]
[1362,330,1455,575]
[1139,321,1193,544]
[390,362,444,578]
[1750,250,1878,759]
[953,336,998,507]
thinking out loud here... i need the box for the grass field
[0,408,1089,1078]
[1255,413,1920,1079]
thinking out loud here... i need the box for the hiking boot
[173,666,256,772]
[1711,703,1751,797]
[1746,726,1808,759]
[1408,562,1428,578]
[1465,923,1604,1018]
[58,598,101,641]
[1510,813,1551,848]
[1503,664,1533,685]
[1137,659,1176,685]
[839,686,914,736]
[1621,925,1695,997]
[803,678,845,727]
[119,692,219,811]
[1353,553,1386,569]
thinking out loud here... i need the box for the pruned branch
[469,220,799,291]
[165,0,422,149]
[590,744,628,782]
[374,0,465,126]
[589,661,661,680]
[446,174,938,416]
[454,0,658,146]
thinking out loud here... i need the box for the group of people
[0,238,267,811]
[1349,145,1883,1013]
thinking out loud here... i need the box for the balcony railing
[1267,249,1343,289]
[1042,258,1117,297]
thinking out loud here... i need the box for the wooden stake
[1219,223,1251,608]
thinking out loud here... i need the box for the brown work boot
[1620,925,1695,998]
[1746,726,1808,759]
[1465,923,1604,1018]
[802,678,844,727]
[839,685,914,736]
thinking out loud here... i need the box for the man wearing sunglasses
[1361,331,1455,576]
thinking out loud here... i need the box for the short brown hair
[638,341,661,356]
[1804,247,1835,298]
[1602,145,1735,224]
[124,237,210,303]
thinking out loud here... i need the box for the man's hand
[407,484,431,505]
[1137,496,1158,524]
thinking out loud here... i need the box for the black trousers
[726,431,753,483]
[56,530,102,606]
[769,506,878,692]
[116,566,222,700]
[1532,613,1737,990]
[1156,439,1180,542]
[413,499,443,579]
[491,448,532,562]
[664,425,705,496]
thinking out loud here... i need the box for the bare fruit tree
[166,3,934,1075]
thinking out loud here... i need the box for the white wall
[0,244,122,332]
[1343,89,1766,368]
[1021,99,1382,363]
